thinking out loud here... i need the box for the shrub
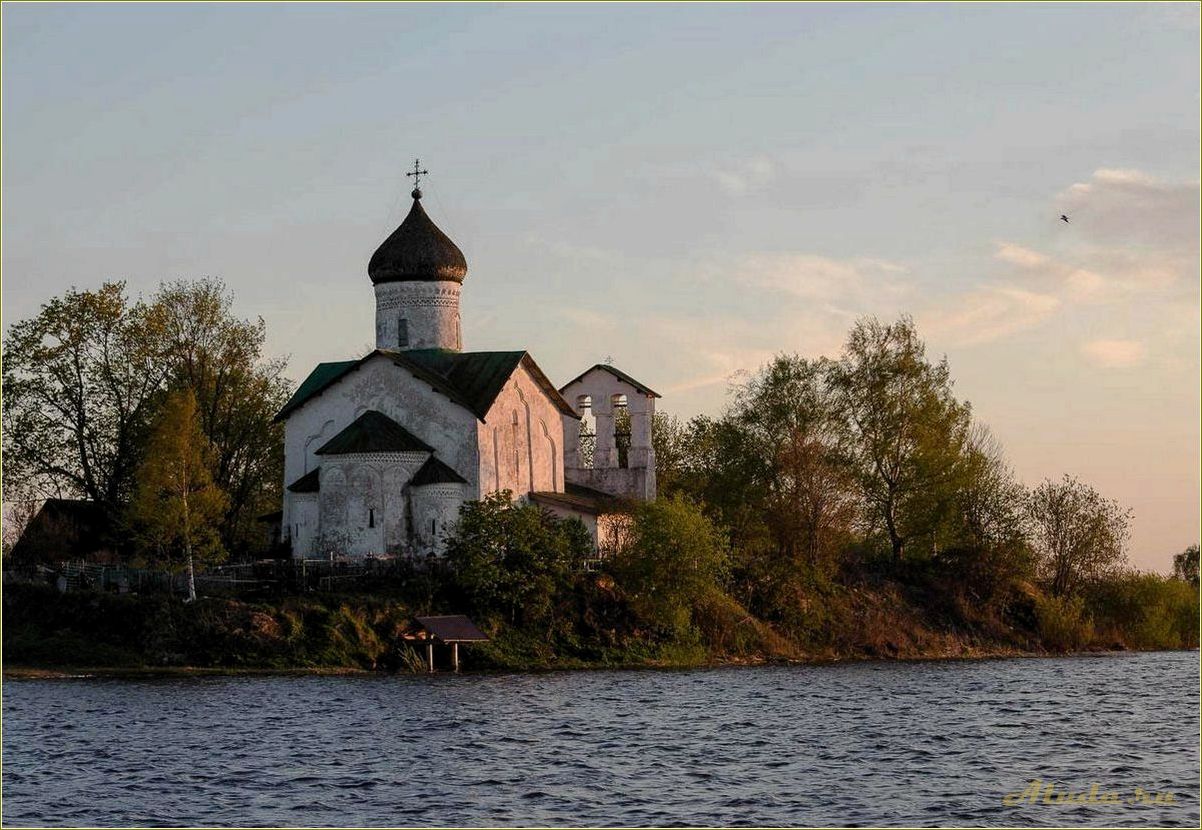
[607,496,729,640]
[1033,593,1094,652]
[1085,572,1200,650]
[443,491,593,630]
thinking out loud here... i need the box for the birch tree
[152,278,289,552]
[3,278,288,555]
[128,389,229,601]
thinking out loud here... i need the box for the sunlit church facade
[275,175,658,559]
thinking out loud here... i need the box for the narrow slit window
[431,518,437,536]
[368,508,375,528]
[512,411,520,474]
[398,318,409,347]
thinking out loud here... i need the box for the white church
[275,172,659,559]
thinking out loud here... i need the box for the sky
[2,2,1199,571]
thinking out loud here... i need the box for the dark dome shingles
[368,196,468,284]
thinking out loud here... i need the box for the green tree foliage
[444,491,593,629]
[1027,475,1131,597]
[608,496,729,639]
[2,282,169,508]
[2,279,288,555]
[657,357,857,628]
[728,355,858,567]
[1084,571,1199,649]
[827,316,973,561]
[650,411,691,497]
[672,413,767,549]
[1172,544,1199,587]
[153,279,290,553]
[128,389,230,601]
[937,425,1034,601]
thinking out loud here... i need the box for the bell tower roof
[368,177,467,285]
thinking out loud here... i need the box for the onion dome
[368,189,468,285]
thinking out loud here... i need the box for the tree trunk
[884,501,904,561]
[185,545,197,602]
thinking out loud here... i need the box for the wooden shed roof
[414,615,489,642]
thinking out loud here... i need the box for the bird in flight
[1060,214,1070,223]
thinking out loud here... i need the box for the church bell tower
[367,161,467,352]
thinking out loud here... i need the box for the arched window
[397,318,409,348]
[612,394,630,469]
[576,395,595,468]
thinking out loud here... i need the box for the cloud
[959,168,1198,351]
[994,242,1051,269]
[993,165,1200,305]
[523,234,624,268]
[920,285,1061,346]
[990,243,1188,305]
[731,253,911,313]
[1080,339,1148,369]
[543,169,1195,407]
[991,241,1111,302]
[1058,168,1200,250]
[712,156,776,195]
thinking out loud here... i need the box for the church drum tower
[367,163,467,352]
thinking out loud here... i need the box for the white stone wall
[315,452,427,557]
[538,501,599,541]
[281,354,480,558]
[288,494,319,557]
[477,361,568,499]
[532,503,630,556]
[374,281,462,351]
[282,354,573,558]
[410,483,470,555]
[560,368,657,500]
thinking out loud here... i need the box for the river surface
[2,651,1198,827]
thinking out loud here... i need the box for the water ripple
[2,652,1198,826]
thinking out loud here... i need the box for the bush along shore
[4,309,1198,676]
[4,540,1196,677]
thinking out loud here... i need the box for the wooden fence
[4,556,441,598]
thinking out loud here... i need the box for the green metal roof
[410,456,468,486]
[286,468,321,493]
[275,359,362,421]
[277,349,580,423]
[315,410,434,455]
[399,350,525,419]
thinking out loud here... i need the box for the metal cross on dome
[406,159,429,188]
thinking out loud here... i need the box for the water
[3,652,1197,826]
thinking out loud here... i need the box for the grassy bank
[3,584,416,672]
[4,570,1195,676]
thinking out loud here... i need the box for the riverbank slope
[4,576,1195,675]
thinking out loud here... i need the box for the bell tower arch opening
[558,364,660,501]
